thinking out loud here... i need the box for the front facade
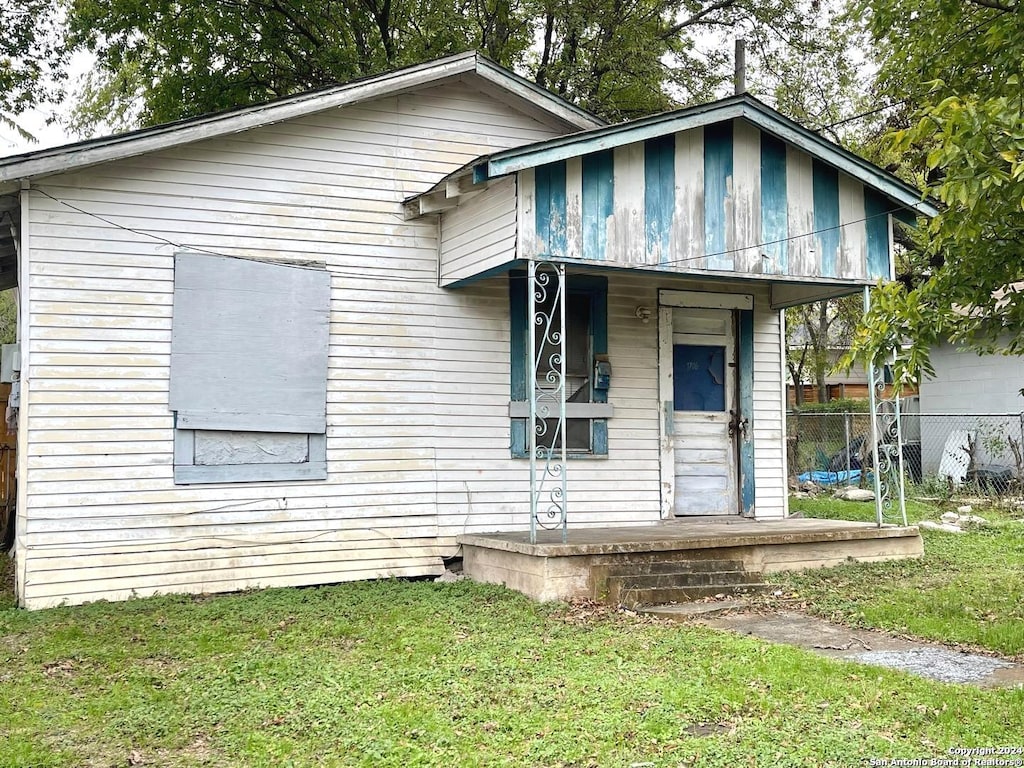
[0,53,933,609]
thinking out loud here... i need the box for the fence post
[844,412,851,482]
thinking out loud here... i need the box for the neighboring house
[787,348,871,405]
[914,340,1024,479]
[0,52,935,609]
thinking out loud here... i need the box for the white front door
[670,307,737,516]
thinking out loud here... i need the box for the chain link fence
[787,410,1024,496]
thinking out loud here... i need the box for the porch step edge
[616,583,768,608]
[603,559,746,577]
[608,570,756,590]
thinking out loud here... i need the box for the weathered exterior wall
[16,83,790,609]
[16,80,578,609]
[429,274,787,540]
[918,339,1024,474]
[438,176,517,285]
[517,118,893,282]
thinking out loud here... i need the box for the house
[909,339,1024,485]
[0,53,935,609]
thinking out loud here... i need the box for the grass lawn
[2,555,1024,767]
[772,496,1024,659]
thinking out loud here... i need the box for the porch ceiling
[442,256,869,308]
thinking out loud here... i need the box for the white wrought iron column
[864,286,908,527]
[528,261,568,544]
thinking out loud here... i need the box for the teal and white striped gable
[416,94,936,289]
[513,112,927,281]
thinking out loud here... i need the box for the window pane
[535,292,591,401]
[535,418,592,452]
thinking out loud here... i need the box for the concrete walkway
[646,604,1024,688]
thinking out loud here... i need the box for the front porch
[458,517,922,604]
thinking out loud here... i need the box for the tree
[0,0,63,142]
[786,296,862,404]
[64,0,850,131]
[850,0,1024,384]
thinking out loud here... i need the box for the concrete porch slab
[458,518,922,603]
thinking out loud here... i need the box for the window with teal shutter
[509,273,608,458]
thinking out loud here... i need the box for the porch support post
[865,286,908,527]
[528,260,568,544]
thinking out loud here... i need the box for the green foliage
[0,290,17,345]
[61,0,859,130]
[786,296,864,403]
[850,0,1024,385]
[2,569,1024,766]
[789,397,870,413]
[776,497,1024,657]
[0,0,64,141]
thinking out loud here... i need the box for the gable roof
[0,52,603,186]
[409,93,938,219]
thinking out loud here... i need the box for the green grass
[772,496,1024,658]
[1,558,1023,768]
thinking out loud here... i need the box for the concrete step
[617,583,768,608]
[604,558,746,578]
[610,569,755,591]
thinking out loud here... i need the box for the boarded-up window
[170,253,330,484]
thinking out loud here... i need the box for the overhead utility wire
[32,185,916,278]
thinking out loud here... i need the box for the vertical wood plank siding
[582,150,614,261]
[19,82,577,608]
[812,160,841,277]
[511,118,893,282]
[644,136,674,264]
[760,134,788,274]
[863,189,892,279]
[534,160,567,256]
[703,122,735,271]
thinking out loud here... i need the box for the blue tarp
[797,469,863,486]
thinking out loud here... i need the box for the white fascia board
[475,60,604,130]
[735,105,940,218]
[2,52,602,184]
[480,97,937,219]
[483,103,746,179]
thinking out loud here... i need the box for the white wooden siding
[18,81,790,609]
[438,176,517,285]
[18,80,577,609]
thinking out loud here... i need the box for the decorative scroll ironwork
[865,287,908,527]
[528,260,568,544]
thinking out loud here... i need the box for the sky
[0,50,94,159]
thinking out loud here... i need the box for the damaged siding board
[644,135,674,264]
[864,188,891,279]
[760,133,788,274]
[673,128,704,270]
[732,120,761,273]
[703,121,734,271]
[812,160,841,278]
[838,173,867,279]
[20,80,575,608]
[582,149,614,261]
[786,146,816,276]
[534,160,567,257]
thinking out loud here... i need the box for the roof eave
[0,52,601,184]
[468,95,938,219]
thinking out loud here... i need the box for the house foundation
[458,518,923,603]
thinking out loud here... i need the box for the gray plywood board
[169,253,330,433]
